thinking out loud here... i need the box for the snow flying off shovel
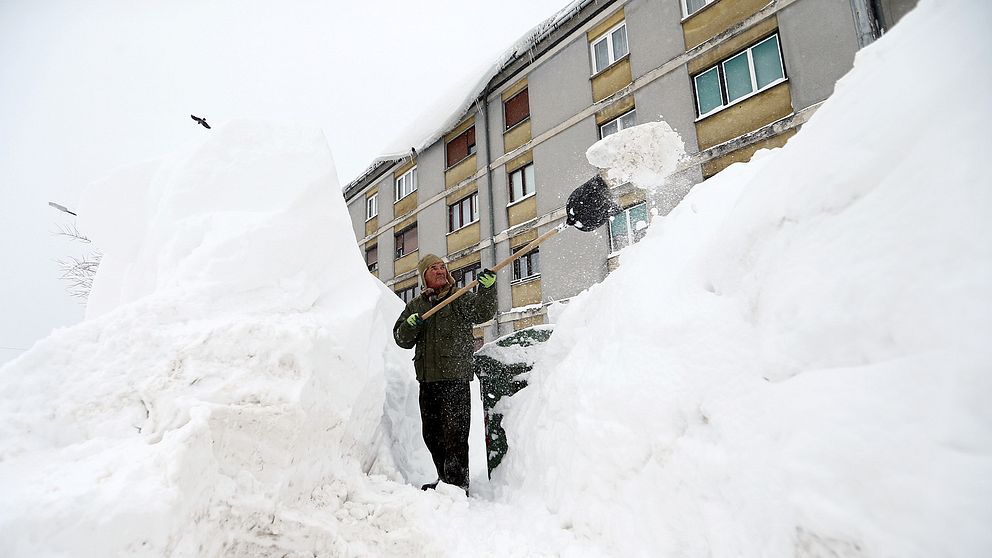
[421,175,619,320]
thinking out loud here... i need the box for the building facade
[343,0,914,344]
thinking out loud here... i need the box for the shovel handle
[420,224,564,320]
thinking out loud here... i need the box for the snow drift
[497,1,992,556]
[0,121,432,555]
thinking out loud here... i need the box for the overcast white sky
[0,0,571,364]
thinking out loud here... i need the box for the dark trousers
[419,380,471,489]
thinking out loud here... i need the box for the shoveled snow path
[218,475,608,557]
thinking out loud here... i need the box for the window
[365,245,378,272]
[599,109,637,138]
[394,225,418,259]
[454,262,482,292]
[609,202,649,252]
[366,194,378,220]
[512,247,540,281]
[449,192,479,232]
[693,34,785,118]
[683,0,718,17]
[590,22,628,74]
[504,88,530,130]
[397,285,420,304]
[395,167,417,201]
[446,126,476,167]
[509,163,535,203]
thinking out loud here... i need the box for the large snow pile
[497,1,992,556]
[0,121,436,555]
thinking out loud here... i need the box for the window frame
[365,194,378,221]
[608,202,650,254]
[394,166,418,202]
[394,224,418,260]
[454,262,482,293]
[589,21,629,75]
[508,163,536,204]
[504,88,530,130]
[682,0,719,18]
[599,109,637,139]
[396,285,420,304]
[446,126,477,168]
[365,245,378,272]
[512,247,540,282]
[448,192,480,233]
[692,34,786,119]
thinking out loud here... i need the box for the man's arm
[393,304,421,349]
[463,273,498,324]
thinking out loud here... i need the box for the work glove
[478,268,496,289]
[406,313,424,327]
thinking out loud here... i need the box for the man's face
[425,261,449,289]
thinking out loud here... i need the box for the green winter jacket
[393,286,497,383]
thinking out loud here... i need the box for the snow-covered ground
[2,0,990,556]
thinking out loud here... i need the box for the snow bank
[0,121,433,555]
[497,0,992,556]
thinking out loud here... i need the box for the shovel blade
[565,175,620,232]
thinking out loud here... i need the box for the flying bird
[190,115,211,129]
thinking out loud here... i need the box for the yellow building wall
[703,129,797,177]
[448,251,481,272]
[592,58,632,102]
[682,0,769,50]
[365,216,378,237]
[587,8,625,42]
[444,116,475,144]
[394,276,418,292]
[695,81,793,150]
[687,17,779,75]
[445,154,477,188]
[504,120,532,153]
[394,192,417,218]
[447,222,481,255]
[595,96,636,126]
[446,182,477,205]
[394,213,417,233]
[512,315,546,331]
[511,280,542,308]
[510,229,538,249]
[508,196,538,227]
[395,251,419,275]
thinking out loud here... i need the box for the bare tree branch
[55,252,102,302]
[54,223,92,244]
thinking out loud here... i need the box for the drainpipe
[481,94,500,339]
[848,0,881,47]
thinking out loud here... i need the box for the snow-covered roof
[344,0,595,198]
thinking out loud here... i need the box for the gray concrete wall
[410,142,446,262]
[371,172,394,278]
[633,66,701,153]
[529,36,595,137]
[625,0,686,77]
[347,193,367,243]
[417,139,446,201]
[780,0,860,109]
[533,118,608,301]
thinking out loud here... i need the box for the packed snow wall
[0,121,431,555]
[497,1,992,556]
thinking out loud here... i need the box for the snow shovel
[421,175,619,320]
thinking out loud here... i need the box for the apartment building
[344,0,915,344]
